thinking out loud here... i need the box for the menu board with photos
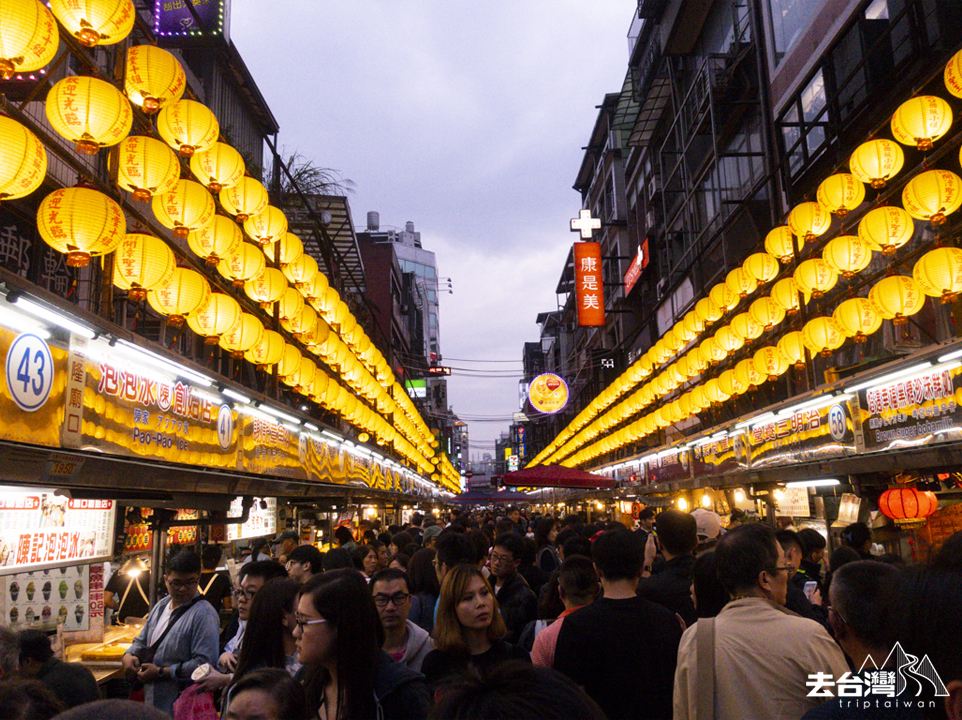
[0,564,92,631]
[0,491,115,573]
[226,497,277,541]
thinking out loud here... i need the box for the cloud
[230,1,632,459]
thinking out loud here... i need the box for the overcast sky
[231,2,633,461]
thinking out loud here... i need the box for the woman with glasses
[219,578,301,714]
[295,569,429,720]
[420,564,530,694]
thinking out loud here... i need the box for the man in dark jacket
[489,533,537,643]
[638,509,697,628]
[777,530,830,630]
[18,629,100,709]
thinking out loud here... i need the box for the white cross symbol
[570,209,601,239]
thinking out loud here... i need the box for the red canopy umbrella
[500,464,616,489]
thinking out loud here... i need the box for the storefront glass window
[768,0,823,65]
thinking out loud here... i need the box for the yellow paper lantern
[858,206,914,257]
[299,317,329,349]
[243,267,287,310]
[710,282,740,312]
[833,298,882,343]
[112,233,175,301]
[217,242,265,288]
[849,138,904,189]
[675,354,692,381]
[868,275,925,325]
[913,247,962,303]
[219,177,269,222]
[704,378,730,406]
[219,312,264,358]
[291,356,317,393]
[777,331,807,370]
[749,296,785,332]
[276,343,302,380]
[0,116,46,202]
[281,306,318,340]
[719,369,747,397]
[266,231,303,266]
[302,271,330,301]
[186,293,242,345]
[50,0,133,46]
[0,0,58,79]
[244,206,288,247]
[695,297,723,327]
[753,345,789,381]
[284,252,319,289]
[244,329,285,370]
[45,76,132,155]
[730,312,763,342]
[37,187,125,267]
[822,235,873,279]
[770,277,802,315]
[726,267,756,299]
[744,253,779,287]
[946,49,962,98]
[663,328,683,354]
[677,392,694,418]
[714,325,744,353]
[764,226,800,264]
[802,316,846,357]
[189,142,245,194]
[147,267,210,326]
[278,286,305,321]
[152,179,215,239]
[902,169,962,226]
[112,135,179,202]
[674,320,697,344]
[686,349,709,376]
[156,99,219,157]
[650,339,671,365]
[124,44,185,113]
[690,386,709,413]
[794,258,837,299]
[699,337,727,365]
[734,358,765,390]
[683,310,704,338]
[816,173,866,217]
[788,202,832,242]
[891,96,953,151]
[188,215,242,266]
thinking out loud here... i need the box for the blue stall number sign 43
[5,333,54,412]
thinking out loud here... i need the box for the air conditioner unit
[656,277,669,298]
[646,174,662,202]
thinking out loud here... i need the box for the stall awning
[500,464,616,489]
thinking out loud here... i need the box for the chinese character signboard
[747,399,858,468]
[154,0,230,41]
[0,491,115,574]
[226,496,276,541]
[574,242,605,327]
[645,448,691,484]
[623,238,649,296]
[691,432,748,478]
[528,373,569,415]
[71,337,240,470]
[854,366,962,452]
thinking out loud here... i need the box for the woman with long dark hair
[295,569,428,720]
[534,518,560,573]
[407,548,440,634]
[221,578,301,714]
[420,564,530,692]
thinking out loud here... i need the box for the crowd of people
[0,506,960,720]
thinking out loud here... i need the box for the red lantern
[879,486,938,525]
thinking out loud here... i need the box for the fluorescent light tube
[845,362,936,393]
[0,306,50,339]
[321,430,342,442]
[735,412,774,429]
[114,339,213,387]
[12,297,95,339]
[938,348,962,363]
[223,388,252,404]
[304,422,319,432]
[785,479,840,488]
[257,404,301,425]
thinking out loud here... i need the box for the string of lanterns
[531,45,962,469]
[0,0,458,488]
